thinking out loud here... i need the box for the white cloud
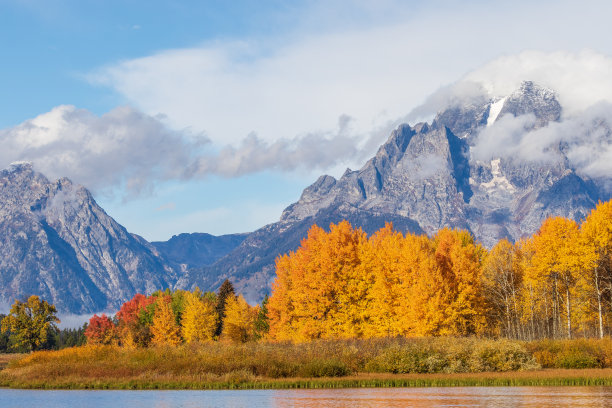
[56,313,95,329]
[5,1,612,201]
[0,105,202,197]
[0,106,370,197]
[464,50,612,117]
[471,102,612,183]
[89,0,612,151]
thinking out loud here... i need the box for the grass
[0,354,20,371]
[3,338,612,389]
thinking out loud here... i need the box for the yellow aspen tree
[324,221,368,338]
[150,296,182,346]
[181,290,216,343]
[580,201,612,338]
[267,252,295,340]
[364,223,405,337]
[402,234,449,336]
[221,295,256,343]
[530,217,582,339]
[481,239,524,338]
[431,228,488,336]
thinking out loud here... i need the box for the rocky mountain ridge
[187,81,609,303]
[0,162,179,312]
[2,80,610,311]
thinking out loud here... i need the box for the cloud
[471,102,612,183]
[6,0,612,199]
[0,106,374,196]
[190,114,378,177]
[0,105,202,197]
[88,0,612,148]
[464,50,612,117]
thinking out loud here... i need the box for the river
[3,386,612,407]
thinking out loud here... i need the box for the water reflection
[270,387,612,407]
[2,387,612,408]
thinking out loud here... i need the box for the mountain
[3,80,610,312]
[0,163,177,313]
[185,81,610,303]
[152,232,247,269]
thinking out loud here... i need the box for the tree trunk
[566,286,572,339]
[596,270,604,339]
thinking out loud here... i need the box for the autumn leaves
[268,200,612,341]
[267,222,487,340]
[85,199,612,346]
[85,283,264,346]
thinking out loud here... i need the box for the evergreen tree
[254,295,270,340]
[215,279,235,337]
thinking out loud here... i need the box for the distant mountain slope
[185,81,610,303]
[152,232,247,269]
[0,163,178,313]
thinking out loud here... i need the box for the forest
[268,200,612,341]
[81,198,612,346]
[2,200,612,352]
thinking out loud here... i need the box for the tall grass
[527,338,612,369]
[3,338,612,389]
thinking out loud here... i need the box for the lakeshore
[3,338,612,390]
[3,368,612,390]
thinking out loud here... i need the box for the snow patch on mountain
[487,98,506,126]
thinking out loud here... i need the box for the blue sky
[2,0,612,240]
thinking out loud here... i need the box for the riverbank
[3,369,612,389]
[2,338,612,389]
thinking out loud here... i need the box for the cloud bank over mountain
[3,50,612,198]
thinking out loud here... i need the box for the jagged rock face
[3,81,608,311]
[0,163,176,313]
[497,81,562,128]
[283,123,472,234]
[191,81,610,302]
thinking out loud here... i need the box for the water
[2,387,612,407]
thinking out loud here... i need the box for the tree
[215,279,235,337]
[85,314,116,345]
[181,290,216,343]
[0,295,60,351]
[579,201,612,338]
[268,221,368,340]
[221,295,256,343]
[0,314,10,352]
[253,295,270,340]
[116,293,155,348]
[150,296,182,346]
[530,217,582,338]
[481,239,524,338]
[52,325,87,350]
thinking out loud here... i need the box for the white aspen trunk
[566,286,572,339]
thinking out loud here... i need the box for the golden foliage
[221,295,257,343]
[181,290,216,343]
[1,295,60,351]
[150,296,182,346]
